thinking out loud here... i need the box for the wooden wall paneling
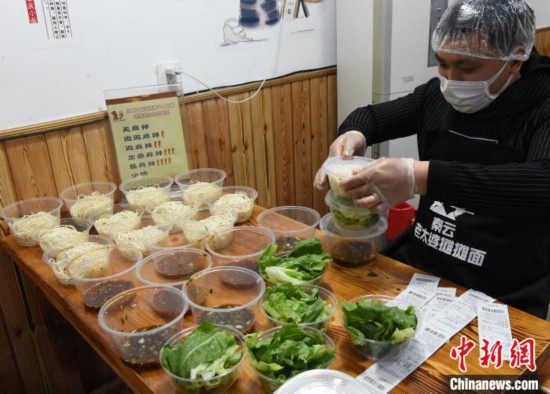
[309,76,329,214]
[82,120,120,184]
[291,80,313,208]
[4,135,57,200]
[201,98,235,186]
[271,84,295,207]
[45,127,92,196]
[250,87,277,208]
[535,27,550,56]
[0,142,17,210]
[227,93,256,188]
[0,308,25,393]
[182,102,210,170]
[0,249,47,393]
[19,275,86,393]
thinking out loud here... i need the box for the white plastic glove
[313,131,367,190]
[342,157,416,210]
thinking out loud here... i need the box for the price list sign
[106,88,188,180]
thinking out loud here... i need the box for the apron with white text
[387,128,550,318]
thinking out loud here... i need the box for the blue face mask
[439,62,513,114]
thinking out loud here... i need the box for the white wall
[530,0,550,27]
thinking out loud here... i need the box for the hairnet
[432,0,535,61]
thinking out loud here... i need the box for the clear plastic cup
[41,234,115,286]
[322,156,374,197]
[175,168,227,206]
[98,285,187,367]
[246,325,336,393]
[0,197,63,246]
[93,203,143,237]
[324,190,381,231]
[257,206,321,253]
[208,186,258,223]
[60,181,117,221]
[119,175,173,213]
[38,217,93,255]
[183,266,266,333]
[151,199,200,226]
[67,244,142,309]
[135,248,213,287]
[342,295,417,361]
[320,213,387,267]
[111,221,172,257]
[205,226,275,267]
[260,284,338,330]
[274,370,368,394]
[160,324,245,393]
[146,220,210,253]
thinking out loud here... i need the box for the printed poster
[106,89,188,180]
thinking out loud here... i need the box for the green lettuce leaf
[262,283,332,324]
[341,299,418,344]
[246,324,335,383]
[161,322,243,380]
[259,237,331,284]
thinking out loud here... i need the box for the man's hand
[313,131,367,190]
[342,157,418,211]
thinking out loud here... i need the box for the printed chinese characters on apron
[386,128,550,318]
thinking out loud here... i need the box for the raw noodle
[52,242,109,286]
[113,225,168,255]
[69,192,112,220]
[210,192,254,223]
[152,201,198,226]
[11,211,60,247]
[94,210,141,237]
[125,186,170,213]
[182,182,222,206]
[200,213,236,251]
[39,225,87,255]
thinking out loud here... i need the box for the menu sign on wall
[105,87,188,180]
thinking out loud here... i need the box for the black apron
[385,128,550,318]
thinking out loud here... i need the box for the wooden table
[1,206,549,393]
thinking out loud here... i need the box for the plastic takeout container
[183,266,266,333]
[135,248,212,287]
[60,181,117,221]
[274,369,368,394]
[0,197,63,246]
[38,217,93,255]
[119,175,173,213]
[324,190,380,231]
[342,294,417,361]
[208,185,258,223]
[322,156,374,196]
[175,168,226,206]
[160,324,245,393]
[99,285,187,367]
[257,206,321,253]
[146,220,210,253]
[320,213,387,267]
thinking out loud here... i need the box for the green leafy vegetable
[262,283,333,325]
[341,299,418,345]
[161,322,243,391]
[259,237,331,285]
[246,324,335,384]
[332,207,379,229]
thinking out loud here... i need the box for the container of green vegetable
[246,324,336,393]
[258,237,331,286]
[160,322,245,393]
[260,283,337,330]
[324,190,380,231]
[341,295,418,361]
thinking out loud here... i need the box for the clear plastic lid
[320,213,387,239]
[322,156,374,178]
[274,369,368,394]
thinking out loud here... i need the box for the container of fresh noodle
[245,324,336,393]
[208,185,257,223]
[60,181,117,221]
[38,218,93,257]
[175,168,226,206]
[260,283,337,330]
[119,175,173,213]
[341,294,418,361]
[258,237,331,286]
[0,197,63,247]
[160,322,245,393]
[321,156,374,197]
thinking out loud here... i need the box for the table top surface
[1,206,549,393]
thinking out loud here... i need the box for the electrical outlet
[156,62,182,85]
